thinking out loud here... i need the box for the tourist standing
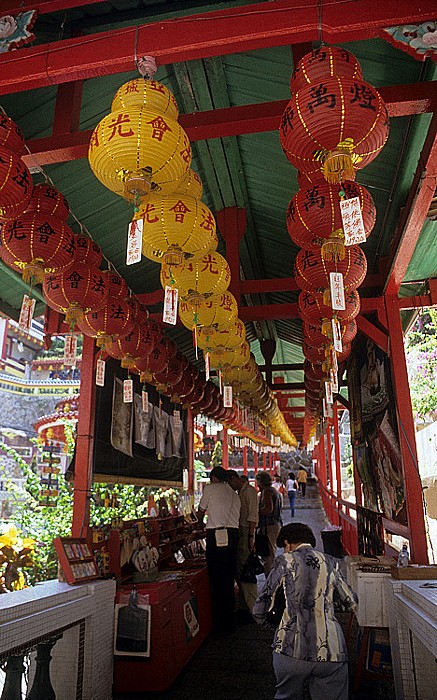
[256,471,282,575]
[285,472,298,517]
[297,466,307,498]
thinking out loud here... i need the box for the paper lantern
[102,270,129,300]
[197,318,246,351]
[107,322,159,369]
[0,113,25,154]
[0,147,33,222]
[287,179,375,260]
[303,319,357,347]
[161,251,231,309]
[182,381,206,410]
[88,78,191,202]
[280,76,389,183]
[171,368,196,403]
[154,352,187,392]
[126,297,150,325]
[2,207,76,283]
[135,335,169,381]
[208,341,250,370]
[193,381,216,414]
[179,291,238,333]
[25,183,70,220]
[138,193,217,266]
[74,234,102,267]
[174,169,203,199]
[78,298,133,347]
[290,46,362,93]
[294,246,367,297]
[43,264,108,326]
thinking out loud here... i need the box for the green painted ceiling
[0,1,436,396]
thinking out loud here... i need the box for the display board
[93,359,187,485]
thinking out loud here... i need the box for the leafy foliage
[210,440,222,468]
[406,309,437,421]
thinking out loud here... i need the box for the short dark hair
[256,470,272,487]
[224,469,239,481]
[289,472,295,479]
[277,523,316,549]
[210,466,228,482]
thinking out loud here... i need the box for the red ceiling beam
[384,111,437,295]
[1,1,435,96]
[356,316,389,353]
[3,1,101,12]
[22,84,437,167]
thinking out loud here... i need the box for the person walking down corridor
[197,466,240,634]
[256,471,282,575]
[253,523,358,700]
[297,466,307,498]
[285,472,298,517]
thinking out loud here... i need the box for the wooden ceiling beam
[1,0,435,95]
[22,83,437,167]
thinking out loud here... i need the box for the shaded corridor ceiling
[0,1,436,437]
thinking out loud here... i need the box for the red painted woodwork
[187,408,195,493]
[384,294,428,564]
[1,1,435,96]
[333,405,342,526]
[53,82,83,135]
[216,207,246,306]
[222,426,229,469]
[356,315,388,353]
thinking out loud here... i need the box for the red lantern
[182,382,205,410]
[303,319,357,347]
[193,381,215,414]
[102,270,129,300]
[280,77,389,183]
[294,246,367,297]
[287,179,375,259]
[171,367,196,403]
[290,46,362,93]
[0,147,33,222]
[43,264,108,326]
[0,114,25,154]
[302,339,327,365]
[108,321,160,368]
[299,289,360,326]
[74,234,102,267]
[78,298,133,347]
[126,297,150,325]
[25,183,70,221]
[135,336,169,382]
[154,352,187,392]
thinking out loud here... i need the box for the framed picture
[114,602,151,657]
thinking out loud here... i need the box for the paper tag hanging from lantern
[173,409,180,421]
[18,294,35,332]
[123,378,133,403]
[323,397,329,417]
[142,388,149,412]
[330,369,338,393]
[329,272,346,310]
[96,358,106,387]
[223,385,233,408]
[331,346,338,374]
[126,219,143,265]
[340,197,366,246]
[64,334,77,366]
[163,285,178,325]
[205,351,210,381]
[332,318,343,353]
[325,380,333,404]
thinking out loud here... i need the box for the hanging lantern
[43,264,108,327]
[174,169,203,199]
[161,251,231,309]
[287,178,375,260]
[0,146,33,222]
[74,234,102,267]
[154,352,187,392]
[25,183,70,220]
[294,246,367,298]
[102,270,129,300]
[135,335,169,382]
[171,367,196,403]
[2,201,76,283]
[88,77,191,203]
[179,291,238,334]
[138,192,217,267]
[298,289,360,327]
[126,297,150,325]
[78,298,134,347]
[107,322,159,369]
[280,71,389,183]
[193,381,216,414]
[303,319,357,346]
[0,113,25,154]
[290,46,363,93]
[208,340,250,370]
[197,318,246,352]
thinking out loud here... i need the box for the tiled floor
[114,482,395,699]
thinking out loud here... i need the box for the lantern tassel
[323,288,332,306]
[321,318,333,338]
[65,304,84,327]
[121,355,135,369]
[321,230,345,262]
[23,261,45,286]
[322,138,357,184]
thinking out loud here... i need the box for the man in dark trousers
[197,466,240,633]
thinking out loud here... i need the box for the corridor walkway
[113,481,394,700]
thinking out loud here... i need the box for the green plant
[406,309,437,422]
[210,440,222,468]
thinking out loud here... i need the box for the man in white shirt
[225,470,259,621]
[197,466,241,633]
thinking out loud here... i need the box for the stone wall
[0,393,67,436]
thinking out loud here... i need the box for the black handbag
[265,583,286,627]
[240,552,264,583]
[255,526,270,557]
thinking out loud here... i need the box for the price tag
[126,218,143,265]
[123,379,133,403]
[329,272,346,310]
[142,389,149,412]
[96,358,106,386]
[205,351,210,381]
[340,196,366,246]
[223,385,233,408]
[64,334,78,366]
[163,285,178,325]
[332,318,343,353]
[325,380,333,404]
[18,294,35,332]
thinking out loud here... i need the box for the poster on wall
[110,377,133,457]
[359,338,389,423]
[184,596,200,641]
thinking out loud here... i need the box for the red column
[216,207,246,307]
[325,421,332,490]
[243,445,248,476]
[318,434,326,489]
[72,334,96,537]
[222,426,229,469]
[333,404,342,524]
[263,451,267,471]
[254,449,259,476]
[385,295,428,563]
[187,408,195,493]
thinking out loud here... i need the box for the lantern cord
[133,26,157,78]
[316,0,324,46]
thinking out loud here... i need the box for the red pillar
[254,449,259,476]
[333,404,342,521]
[222,426,229,469]
[385,295,428,563]
[187,408,195,493]
[72,334,96,537]
[216,207,246,307]
[243,445,248,476]
[263,451,267,471]
[318,434,326,489]
[325,422,332,490]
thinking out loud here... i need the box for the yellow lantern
[88,78,191,202]
[138,193,217,267]
[208,341,250,370]
[174,169,203,199]
[161,251,231,309]
[222,355,258,386]
[179,292,238,333]
[112,78,179,117]
[197,318,246,351]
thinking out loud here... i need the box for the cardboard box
[390,565,437,580]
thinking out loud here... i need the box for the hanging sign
[330,369,338,393]
[331,319,343,353]
[142,388,149,412]
[163,285,178,325]
[126,219,143,265]
[331,346,338,374]
[223,385,233,408]
[64,334,78,366]
[329,272,346,310]
[323,397,329,417]
[123,378,133,403]
[173,410,180,421]
[205,351,210,381]
[218,370,222,394]
[340,196,366,245]
[96,358,106,387]
[18,294,35,332]
[325,380,333,404]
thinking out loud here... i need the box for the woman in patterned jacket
[253,523,358,700]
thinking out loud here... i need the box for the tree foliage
[210,440,222,468]
[406,309,437,421]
